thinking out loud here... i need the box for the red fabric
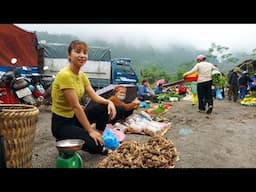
[184,72,198,82]
[178,86,187,94]
[0,24,38,68]
[32,89,45,98]
[184,76,198,82]
[0,86,17,104]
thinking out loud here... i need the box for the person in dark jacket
[228,67,240,102]
[238,71,253,99]
[249,73,256,92]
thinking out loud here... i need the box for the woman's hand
[183,72,188,78]
[133,98,140,105]
[107,101,116,120]
[89,129,103,146]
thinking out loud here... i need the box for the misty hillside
[36,31,247,75]
[78,38,203,75]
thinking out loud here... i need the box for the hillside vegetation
[36,32,251,82]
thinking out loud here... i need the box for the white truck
[38,43,138,89]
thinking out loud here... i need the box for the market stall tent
[0,24,38,73]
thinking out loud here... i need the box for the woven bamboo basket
[0,104,39,168]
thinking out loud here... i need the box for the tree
[175,60,195,80]
[140,64,170,85]
[249,48,256,59]
[207,43,239,68]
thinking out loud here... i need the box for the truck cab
[111,58,138,85]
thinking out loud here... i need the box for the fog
[16,24,256,52]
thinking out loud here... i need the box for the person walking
[183,54,219,114]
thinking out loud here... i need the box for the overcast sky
[15,24,256,53]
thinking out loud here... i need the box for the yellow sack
[192,93,198,104]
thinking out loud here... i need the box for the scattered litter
[179,128,193,135]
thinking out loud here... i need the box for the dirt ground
[32,97,256,168]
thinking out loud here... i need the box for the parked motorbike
[0,58,37,105]
[10,75,37,105]
[0,70,19,104]
[40,72,55,105]
[25,73,46,105]
[25,67,54,106]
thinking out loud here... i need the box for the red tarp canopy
[0,24,38,67]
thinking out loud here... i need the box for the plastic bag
[106,124,126,143]
[102,128,120,150]
[216,88,223,100]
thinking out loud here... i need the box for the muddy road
[32,98,256,168]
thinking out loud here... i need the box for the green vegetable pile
[212,73,226,88]
[152,103,165,113]
[153,93,181,103]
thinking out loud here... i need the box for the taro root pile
[97,135,177,168]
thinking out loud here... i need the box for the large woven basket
[0,104,39,168]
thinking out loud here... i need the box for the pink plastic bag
[106,124,126,143]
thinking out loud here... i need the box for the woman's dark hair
[68,40,88,55]
[141,80,147,84]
